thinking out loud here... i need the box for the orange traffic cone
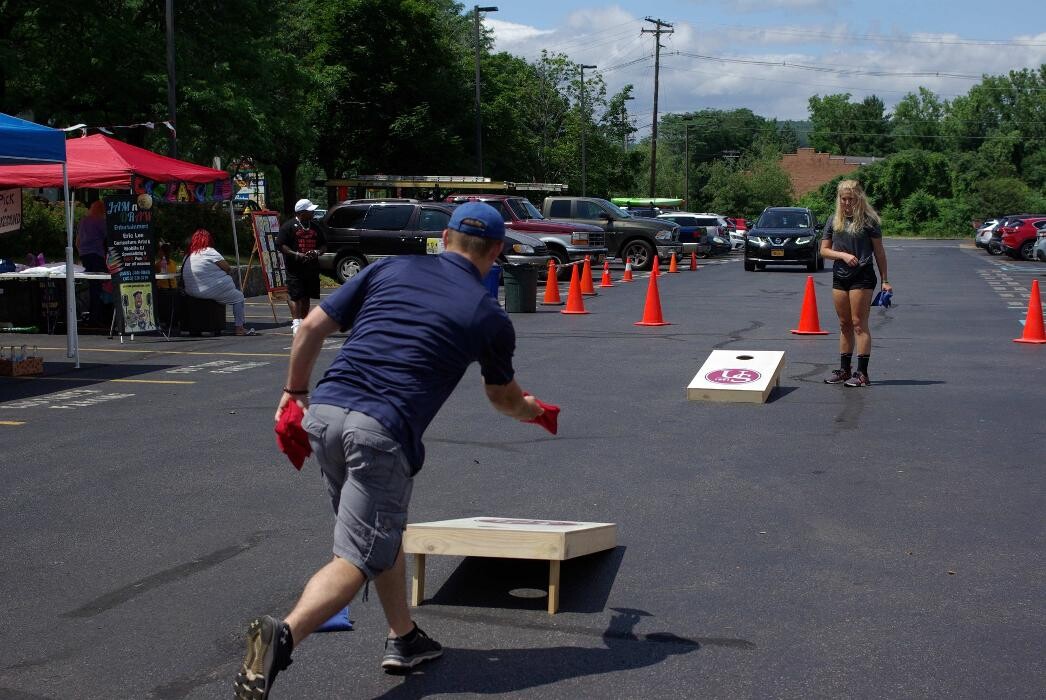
[541,258,563,306]
[634,265,671,326]
[1014,279,1046,344]
[581,255,597,296]
[622,258,634,282]
[560,262,589,315]
[790,275,830,335]
[599,261,614,288]
[652,255,660,277]
[668,252,680,273]
[689,250,698,271]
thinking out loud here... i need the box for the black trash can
[502,264,538,313]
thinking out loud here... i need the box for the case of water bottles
[0,344,43,376]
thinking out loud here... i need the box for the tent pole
[229,200,243,289]
[62,163,79,368]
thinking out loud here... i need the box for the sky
[485,0,1046,134]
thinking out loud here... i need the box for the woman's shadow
[375,608,701,698]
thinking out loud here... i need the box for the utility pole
[684,124,689,208]
[165,0,177,157]
[473,5,498,177]
[642,17,673,196]
[579,63,596,196]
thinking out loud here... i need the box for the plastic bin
[503,264,538,313]
[483,263,501,303]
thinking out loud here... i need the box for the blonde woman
[820,180,891,387]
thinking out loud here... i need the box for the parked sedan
[743,207,823,272]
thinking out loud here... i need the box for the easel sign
[104,193,157,336]
[248,210,288,321]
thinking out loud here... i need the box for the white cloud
[489,10,1046,127]
[485,18,554,44]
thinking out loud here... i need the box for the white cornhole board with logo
[686,350,785,404]
[403,517,617,614]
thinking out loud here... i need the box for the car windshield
[508,198,545,221]
[757,212,810,228]
[602,200,632,218]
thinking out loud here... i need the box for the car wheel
[817,255,825,271]
[547,248,570,280]
[335,253,366,283]
[987,241,1002,255]
[1020,241,1035,261]
[621,240,656,271]
[744,259,755,271]
[807,257,818,272]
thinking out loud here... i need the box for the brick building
[779,148,881,197]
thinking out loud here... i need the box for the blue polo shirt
[311,252,516,473]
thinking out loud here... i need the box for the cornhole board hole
[403,517,617,615]
[686,350,785,404]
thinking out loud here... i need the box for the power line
[669,50,983,80]
[700,23,1046,48]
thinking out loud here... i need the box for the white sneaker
[291,319,301,335]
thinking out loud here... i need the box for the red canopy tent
[0,133,244,284]
[0,133,232,199]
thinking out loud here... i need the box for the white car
[975,219,1000,254]
[1034,229,1046,262]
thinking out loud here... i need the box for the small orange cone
[599,261,614,288]
[1014,279,1046,344]
[668,252,680,273]
[652,255,660,277]
[560,262,589,315]
[541,258,563,306]
[791,275,830,335]
[581,255,597,296]
[634,265,671,326]
[689,250,698,271]
[622,258,634,282]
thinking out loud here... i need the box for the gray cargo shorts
[302,404,413,580]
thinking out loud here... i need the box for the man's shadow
[375,609,701,698]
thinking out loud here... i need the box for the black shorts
[286,271,321,300]
[833,265,877,291]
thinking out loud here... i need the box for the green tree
[891,88,945,152]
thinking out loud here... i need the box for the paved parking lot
[1,240,1043,699]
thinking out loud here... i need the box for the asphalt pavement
[1,240,1043,699]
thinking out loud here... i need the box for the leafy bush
[0,196,82,262]
[901,190,939,232]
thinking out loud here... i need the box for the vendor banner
[104,193,157,333]
[131,175,232,204]
[0,188,21,234]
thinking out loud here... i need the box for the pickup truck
[446,194,608,274]
[541,197,682,271]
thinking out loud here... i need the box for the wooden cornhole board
[403,517,617,614]
[686,350,785,404]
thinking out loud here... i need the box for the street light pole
[473,5,498,177]
[579,64,596,196]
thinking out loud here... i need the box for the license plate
[771,249,784,257]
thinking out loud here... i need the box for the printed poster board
[0,188,21,234]
[104,193,157,333]
[250,210,287,297]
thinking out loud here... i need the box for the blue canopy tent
[0,113,78,366]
